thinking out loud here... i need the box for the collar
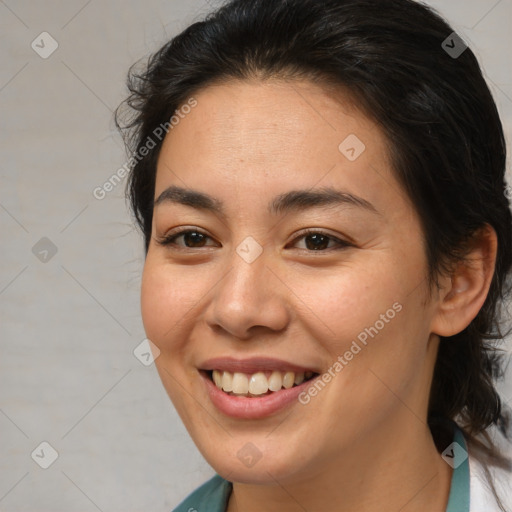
[445,423,470,512]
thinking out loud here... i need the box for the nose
[204,245,291,340]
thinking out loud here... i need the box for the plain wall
[1,0,511,510]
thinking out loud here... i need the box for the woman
[116,0,512,510]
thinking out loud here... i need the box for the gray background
[0,0,511,510]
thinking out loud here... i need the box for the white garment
[468,435,512,512]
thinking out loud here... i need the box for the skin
[140,78,497,512]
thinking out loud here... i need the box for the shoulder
[171,474,232,512]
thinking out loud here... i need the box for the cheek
[321,278,429,415]
[140,260,197,347]
[285,261,403,355]
[140,263,165,341]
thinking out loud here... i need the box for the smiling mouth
[206,369,319,397]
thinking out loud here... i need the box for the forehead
[154,78,405,218]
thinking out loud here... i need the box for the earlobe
[430,224,497,337]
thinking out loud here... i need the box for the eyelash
[154,228,352,252]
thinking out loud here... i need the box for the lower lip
[200,371,317,419]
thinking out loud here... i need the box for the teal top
[172,425,470,512]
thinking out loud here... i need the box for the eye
[288,229,352,251]
[155,228,352,252]
[155,228,217,249]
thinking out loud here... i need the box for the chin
[201,442,308,485]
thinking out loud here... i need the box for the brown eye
[289,230,351,251]
[155,229,217,248]
[177,231,208,248]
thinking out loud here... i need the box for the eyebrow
[154,185,380,217]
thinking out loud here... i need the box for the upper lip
[199,357,320,374]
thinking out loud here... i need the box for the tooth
[232,372,249,394]
[213,370,223,388]
[216,369,309,395]
[294,372,305,385]
[222,371,233,392]
[282,371,295,389]
[249,372,269,395]
[268,371,283,391]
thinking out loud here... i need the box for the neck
[226,415,453,512]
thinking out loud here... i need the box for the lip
[200,369,320,419]
[199,356,319,374]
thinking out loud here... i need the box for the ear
[430,224,498,337]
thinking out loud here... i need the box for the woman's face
[141,79,442,484]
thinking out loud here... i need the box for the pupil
[306,234,328,250]
[185,232,206,247]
